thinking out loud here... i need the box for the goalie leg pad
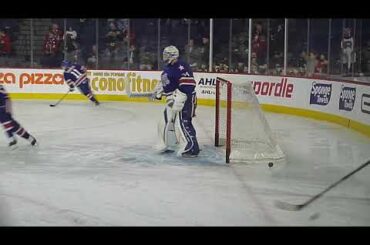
[175,93,199,157]
[156,106,178,153]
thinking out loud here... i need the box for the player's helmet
[163,46,179,64]
[61,60,72,69]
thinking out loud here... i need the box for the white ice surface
[0,100,369,226]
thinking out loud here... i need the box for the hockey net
[215,77,285,163]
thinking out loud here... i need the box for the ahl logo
[310,82,332,106]
[361,93,370,114]
[339,86,356,111]
[198,78,216,87]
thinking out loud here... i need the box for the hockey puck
[268,162,273,168]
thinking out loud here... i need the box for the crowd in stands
[0,19,369,78]
[0,20,17,66]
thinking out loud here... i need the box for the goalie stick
[125,78,154,98]
[274,159,370,211]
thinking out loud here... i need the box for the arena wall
[1,68,369,137]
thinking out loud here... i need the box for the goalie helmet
[163,45,179,64]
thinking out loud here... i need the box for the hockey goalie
[152,46,200,158]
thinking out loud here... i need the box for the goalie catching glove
[172,89,187,112]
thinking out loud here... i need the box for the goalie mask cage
[215,77,285,164]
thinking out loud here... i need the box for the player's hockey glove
[172,89,187,112]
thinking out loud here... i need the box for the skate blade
[181,153,199,158]
[157,148,175,154]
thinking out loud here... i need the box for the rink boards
[1,68,370,137]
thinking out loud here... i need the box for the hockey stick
[127,92,155,98]
[49,91,70,107]
[274,159,370,211]
[125,78,156,98]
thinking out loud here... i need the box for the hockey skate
[8,139,17,148]
[177,145,199,158]
[155,142,176,154]
[181,151,199,158]
[29,136,38,146]
[31,138,37,146]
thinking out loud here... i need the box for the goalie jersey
[63,64,88,88]
[161,59,196,96]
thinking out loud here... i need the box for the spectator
[76,19,96,65]
[0,29,11,56]
[250,52,259,74]
[297,51,307,76]
[86,45,97,69]
[118,19,135,47]
[305,52,317,77]
[252,34,267,71]
[105,21,123,57]
[128,44,139,69]
[116,19,129,34]
[41,28,63,67]
[51,23,63,46]
[271,63,282,75]
[184,38,200,69]
[253,22,263,38]
[362,41,370,74]
[234,62,247,73]
[219,63,229,73]
[270,51,283,74]
[199,36,209,68]
[270,23,284,53]
[341,27,355,75]
[139,50,154,70]
[231,32,248,69]
[64,26,79,62]
[196,64,207,72]
[315,54,328,74]
[214,57,229,73]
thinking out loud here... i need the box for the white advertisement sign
[1,68,369,127]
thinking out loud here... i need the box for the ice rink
[0,100,369,226]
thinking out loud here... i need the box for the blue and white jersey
[0,85,9,110]
[63,64,88,87]
[161,59,196,96]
